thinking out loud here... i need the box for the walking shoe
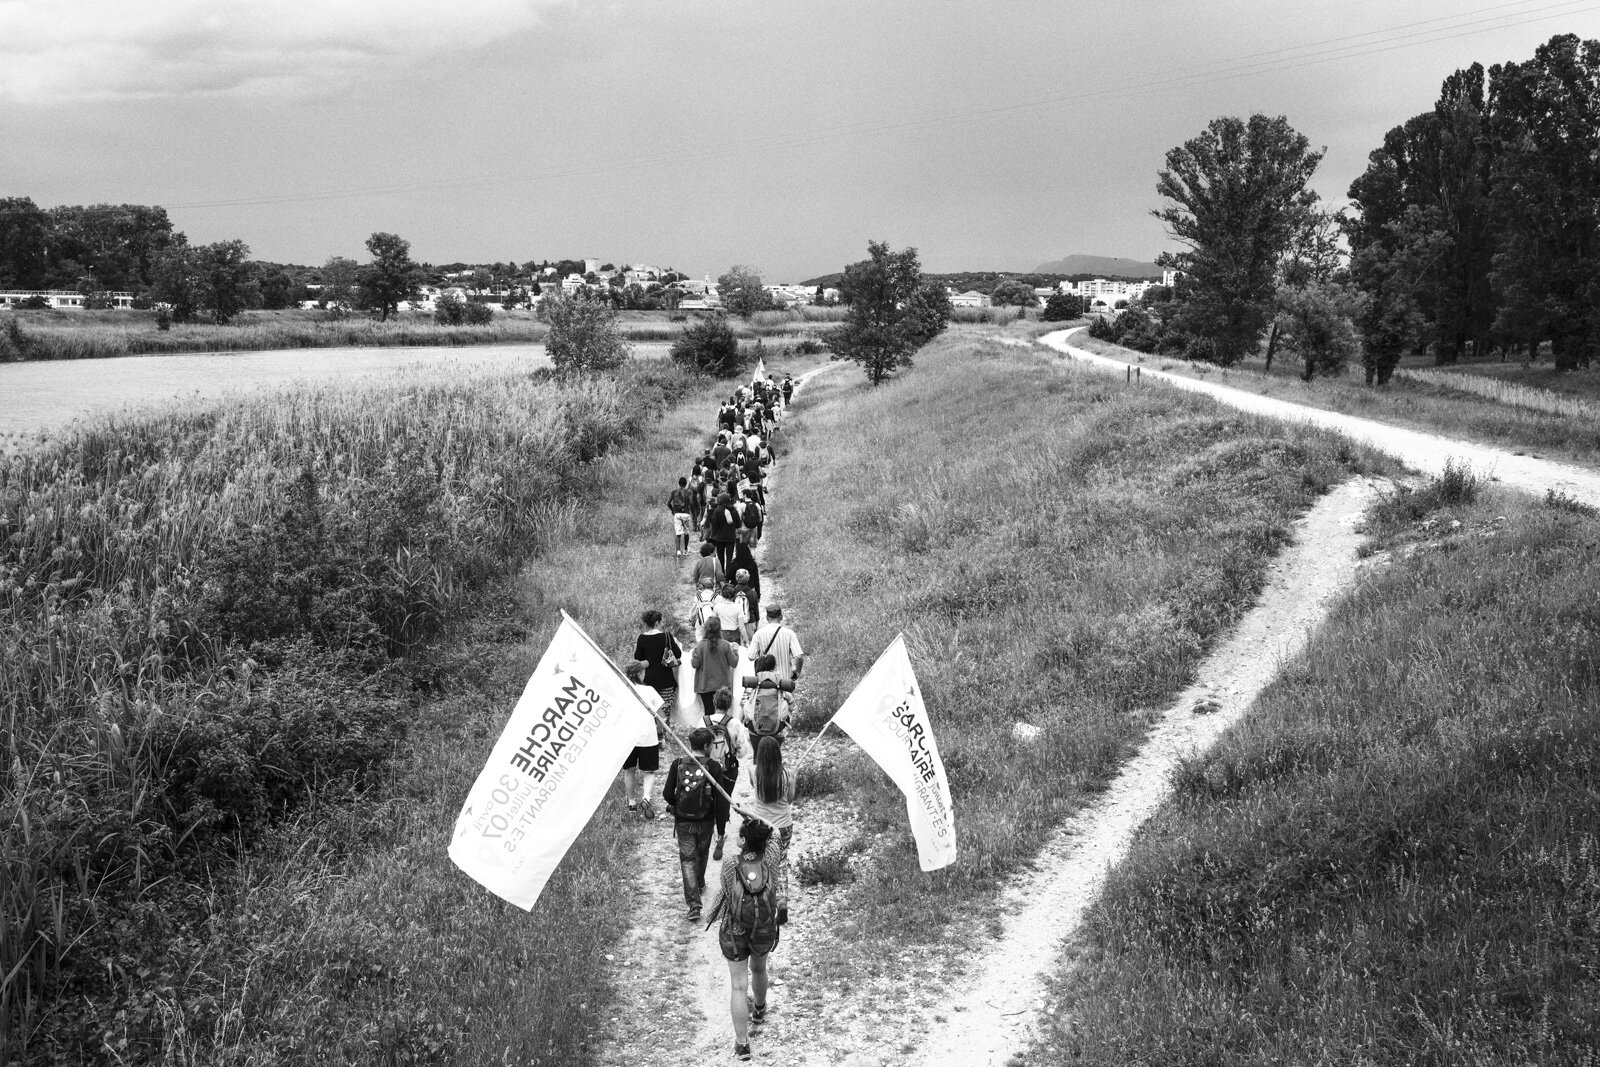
[640,798,658,820]
[750,1002,767,1026]
[712,834,725,861]
[688,904,701,921]
[626,801,637,814]
[734,1042,752,1061]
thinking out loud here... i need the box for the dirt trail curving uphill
[1039,327,1600,507]
[590,363,844,1067]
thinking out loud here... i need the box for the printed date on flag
[450,615,656,911]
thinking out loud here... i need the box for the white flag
[752,356,767,385]
[831,635,957,871]
[449,615,657,910]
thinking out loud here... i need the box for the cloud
[0,0,566,104]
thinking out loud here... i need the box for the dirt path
[1039,327,1600,506]
[915,476,1381,1066]
[591,363,848,1067]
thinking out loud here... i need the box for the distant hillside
[1034,254,1163,278]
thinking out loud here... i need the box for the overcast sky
[4,0,1597,281]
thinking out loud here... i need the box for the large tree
[716,264,772,317]
[826,241,950,385]
[1154,114,1325,364]
[358,232,422,321]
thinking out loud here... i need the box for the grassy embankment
[0,353,781,1062]
[764,331,1387,995]
[1070,332,1600,467]
[0,306,851,362]
[1036,485,1600,1065]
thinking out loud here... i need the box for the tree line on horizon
[1091,32,1598,380]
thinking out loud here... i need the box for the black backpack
[742,501,763,528]
[675,759,714,821]
[732,852,779,933]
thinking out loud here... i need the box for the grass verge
[1068,332,1600,467]
[1035,489,1600,1066]
[765,330,1385,974]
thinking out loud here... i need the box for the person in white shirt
[748,605,804,683]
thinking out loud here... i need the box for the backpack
[692,590,716,633]
[675,759,714,821]
[732,852,779,933]
[742,501,763,528]
[668,487,693,513]
[747,672,787,737]
[707,713,737,776]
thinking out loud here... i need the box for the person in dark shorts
[626,609,681,819]
[705,817,787,1061]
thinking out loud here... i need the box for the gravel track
[590,363,846,1067]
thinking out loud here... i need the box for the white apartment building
[1058,278,1159,303]
[0,289,136,309]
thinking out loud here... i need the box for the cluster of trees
[1101,33,1598,382]
[0,199,180,296]
[1348,33,1599,375]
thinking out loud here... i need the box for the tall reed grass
[765,332,1380,969]
[1398,365,1600,420]
[1038,490,1600,1065]
[0,358,698,1059]
[1072,333,1600,465]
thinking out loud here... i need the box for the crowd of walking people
[623,370,805,1061]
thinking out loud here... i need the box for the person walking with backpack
[704,685,750,860]
[712,582,750,647]
[706,817,787,1061]
[663,727,735,920]
[667,477,696,560]
[706,493,740,574]
[740,653,795,741]
[691,543,723,590]
[691,619,741,719]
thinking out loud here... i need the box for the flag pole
[559,609,751,816]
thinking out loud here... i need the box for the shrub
[1367,460,1481,533]
[671,314,742,376]
[0,313,28,359]
[794,760,842,798]
[19,293,48,310]
[542,294,631,374]
[795,840,863,886]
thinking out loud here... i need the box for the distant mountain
[1033,255,1163,279]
